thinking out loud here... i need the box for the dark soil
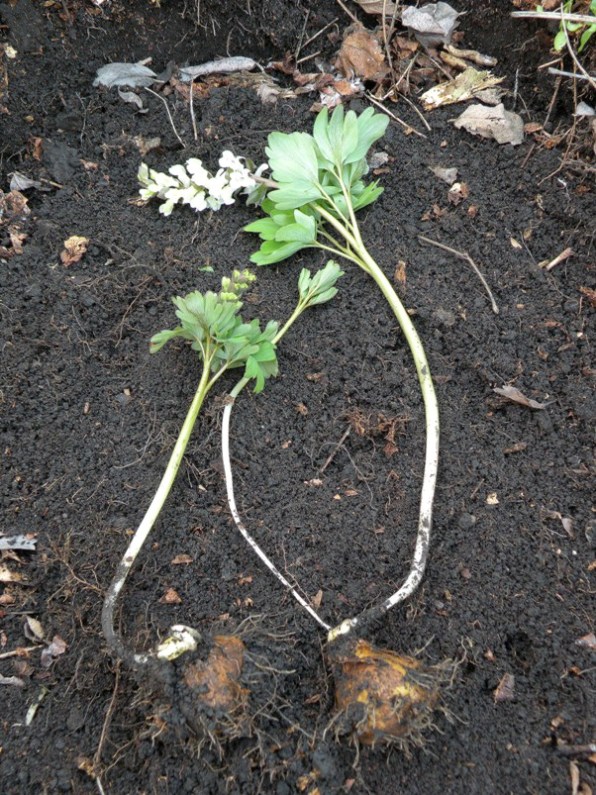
[1,1,594,793]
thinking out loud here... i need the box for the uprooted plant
[101,262,343,674]
[219,105,446,747]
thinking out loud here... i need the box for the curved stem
[102,361,213,666]
[221,378,331,631]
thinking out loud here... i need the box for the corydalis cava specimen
[138,151,266,216]
[241,105,440,643]
[101,270,278,667]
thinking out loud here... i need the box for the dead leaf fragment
[421,68,504,110]
[494,672,515,702]
[170,553,193,565]
[401,1,460,47]
[493,385,549,410]
[60,235,89,266]
[160,588,183,604]
[335,25,388,81]
[575,633,596,651]
[24,616,45,642]
[0,565,24,583]
[453,103,524,146]
[40,635,67,668]
[429,165,458,183]
[447,181,469,205]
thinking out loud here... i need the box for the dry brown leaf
[335,25,388,81]
[453,103,524,145]
[170,553,193,565]
[394,260,407,288]
[447,181,469,205]
[0,565,24,583]
[494,672,515,702]
[40,634,67,668]
[312,589,323,609]
[160,588,183,604]
[580,286,596,307]
[493,385,549,410]
[60,235,89,266]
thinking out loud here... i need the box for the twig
[511,10,596,25]
[319,426,351,474]
[144,88,185,148]
[0,645,39,660]
[548,67,596,81]
[557,742,596,757]
[335,0,359,24]
[189,77,199,142]
[540,246,573,271]
[300,17,339,51]
[294,9,310,61]
[365,92,427,139]
[418,235,500,315]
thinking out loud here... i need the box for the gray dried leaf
[0,675,25,687]
[117,88,147,112]
[494,672,515,702]
[493,385,548,410]
[93,62,158,88]
[9,173,42,191]
[0,534,37,551]
[401,2,460,47]
[354,0,399,14]
[40,635,67,668]
[429,165,458,184]
[453,103,524,146]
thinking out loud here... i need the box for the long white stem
[222,379,331,631]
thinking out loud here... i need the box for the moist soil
[1,1,595,793]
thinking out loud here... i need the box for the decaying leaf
[93,62,158,88]
[420,68,505,110]
[0,564,24,583]
[160,587,183,604]
[60,235,89,266]
[401,1,460,47]
[447,181,469,205]
[335,25,388,82]
[429,165,458,183]
[493,672,515,702]
[0,535,37,552]
[575,633,596,651]
[40,635,67,668]
[453,103,524,145]
[179,57,257,82]
[171,553,193,565]
[0,675,25,687]
[493,385,549,410]
[24,616,45,642]
[329,637,446,747]
[184,635,248,714]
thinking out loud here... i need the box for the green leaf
[243,217,280,240]
[313,107,334,164]
[553,29,567,51]
[351,181,384,211]
[274,210,317,243]
[266,131,320,185]
[268,182,322,210]
[340,110,360,163]
[346,108,390,164]
[298,260,344,307]
[579,23,596,51]
[149,326,192,353]
[250,239,308,266]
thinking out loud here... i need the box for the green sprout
[102,265,342,666]
[242,106,440,645]
[551,0,596,53]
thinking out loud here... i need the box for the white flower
[158,198,176,216]
[218,150,244,171]
[186,158,211,185]
[188,190,208,212]
[168,164,192,185]
[208,170,236,205]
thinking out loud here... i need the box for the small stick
[189,77,199,141]
[294,9,310,62]
[365,92,428,139]
[541,246,573,271]
[296,50,322,66]
[144,88,185,148]
[300,17,339,51]
[418,235,499,315]
[560,8,596,92]
[548,67,596,81]
[335,0,359,25]
[0,645,39,660]
[319,426,351,474]
[511,10,596,25]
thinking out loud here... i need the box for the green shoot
[101,270,279,666]
[244,106,440,644]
